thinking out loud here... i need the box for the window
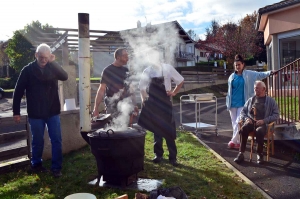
[280,38,299,67]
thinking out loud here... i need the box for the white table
[180,95,218,136]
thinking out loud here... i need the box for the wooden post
[78,13,91,132]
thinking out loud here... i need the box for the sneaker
[51,170,62,178]
[257,153,264,164]
[31,164,48,173]
[228,141,235,149]
[233,152,244,164]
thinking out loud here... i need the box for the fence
[265,58,300,125]
[0,115,31,173]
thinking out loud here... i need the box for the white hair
[36,43,51,53]
[255,80,266,88]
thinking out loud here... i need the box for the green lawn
[275,96,299,121]
[76,77,101,82]
[0,131,264,199]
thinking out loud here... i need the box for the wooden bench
[181,71,216,83]
[0,115,31,173]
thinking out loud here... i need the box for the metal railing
[265,58,300,125]
[174,51,194,60]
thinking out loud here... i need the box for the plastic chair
[238,107,275,162]
[64,193,97,199]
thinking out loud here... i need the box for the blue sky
[0,0,280,41]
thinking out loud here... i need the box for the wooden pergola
[31,21,193,54]
[32,28,126,53]
[29,20,194,67]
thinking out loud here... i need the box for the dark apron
[138,76,176,140]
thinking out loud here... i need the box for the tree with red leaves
[197,11,266,65]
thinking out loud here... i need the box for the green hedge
[244,57,256,66]
[0,78,10,89]
[76,77,101,83]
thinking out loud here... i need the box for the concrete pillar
[62,65,77,104]
[58,41,67,110]
[272,34,279,70]
[61,41,77,105]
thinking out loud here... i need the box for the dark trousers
[239,122,267,154]
[154,133,177,161]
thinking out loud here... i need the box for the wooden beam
[36,37,58,41]
[67,34,121,38]
[0,146,29,162]
[45,28,119,34]
[0,116,27,126]
[0,130,28,144]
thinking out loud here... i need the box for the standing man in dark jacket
[13,43,68,177]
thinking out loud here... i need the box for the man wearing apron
[139,63,184,166]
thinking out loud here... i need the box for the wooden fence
[0,115,31,173]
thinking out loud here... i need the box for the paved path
[173,98,300,199]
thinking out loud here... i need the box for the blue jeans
[28,115,62,171]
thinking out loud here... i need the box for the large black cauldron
[88,126,146,186]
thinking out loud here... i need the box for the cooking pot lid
[87,127,146,139]
[91,114,111,122]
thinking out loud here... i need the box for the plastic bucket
[64,193,96,199]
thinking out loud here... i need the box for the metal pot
[87,126,146,186]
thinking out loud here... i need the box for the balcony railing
[265,58,300,125]
[175,51,194,61]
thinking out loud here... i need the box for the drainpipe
[78,13,91,132]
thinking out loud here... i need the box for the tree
[5,31,34,72]
[198,11,266,66]
[187,29,199,41]
[205,19,220,42]
[5,21,60,72]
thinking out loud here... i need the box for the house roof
[195,42,222,53]
[256,0,300,30]
[120,20,194,44]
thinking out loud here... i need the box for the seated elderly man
[234,80,279,164]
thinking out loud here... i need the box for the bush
[217,60,226,67]
[8,73,19,89]
[0,73,20,89]
[244,56,256,66]
[0,78,10,89]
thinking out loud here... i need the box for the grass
[0,131,265,199]
[276,96,299,121]
[3,89,14,92]
[76,77,101,82]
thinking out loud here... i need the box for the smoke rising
[105,22,183,131]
